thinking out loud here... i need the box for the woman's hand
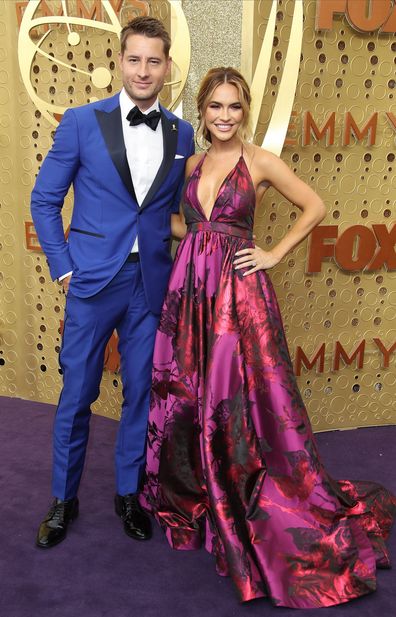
[234,246,280,275]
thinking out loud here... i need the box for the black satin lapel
[140,114,179,211]
[95,108,137,203]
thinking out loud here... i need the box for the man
[31,16,194,548]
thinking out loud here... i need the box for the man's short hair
[120,16,171,57]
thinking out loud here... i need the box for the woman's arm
[171,205,187,240]
[235,148,326,274]
[171,153,205,240]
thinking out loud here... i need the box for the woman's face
[204,82,244,143]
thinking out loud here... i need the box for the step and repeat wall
[0,0,395,430]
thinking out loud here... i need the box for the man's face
[118,34,171,111]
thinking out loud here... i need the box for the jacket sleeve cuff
[47,249,74,281]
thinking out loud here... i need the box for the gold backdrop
[0,0,395,431]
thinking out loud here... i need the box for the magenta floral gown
[142,154,396,609]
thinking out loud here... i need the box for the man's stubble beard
[124,82,163,105]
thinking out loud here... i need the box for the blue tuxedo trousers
[53,260,159,499]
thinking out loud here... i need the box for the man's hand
[61,274,72,294]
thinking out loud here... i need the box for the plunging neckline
[195,153,244,222]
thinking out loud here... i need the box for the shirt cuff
[58,270,73,282]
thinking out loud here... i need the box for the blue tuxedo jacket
[31,93,194,314]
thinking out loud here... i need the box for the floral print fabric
[142,155,396,608]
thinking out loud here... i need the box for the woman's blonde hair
[196,67,252,148]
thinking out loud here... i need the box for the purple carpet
[0,396,395,617]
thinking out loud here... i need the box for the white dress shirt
[119,88,163,253]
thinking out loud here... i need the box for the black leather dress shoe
[36,497,79,549]
[115,494,152,541]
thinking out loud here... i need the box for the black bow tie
[127,107,161,131]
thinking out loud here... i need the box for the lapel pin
[172,123,177,131]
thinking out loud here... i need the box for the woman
[142,68,396,609]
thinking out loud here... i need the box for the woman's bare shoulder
[185,152,205,177]
[244,143,280,164]
[245,143,289,183]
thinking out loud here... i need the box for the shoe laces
[122,495,140,519]
[47,499,72,527]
